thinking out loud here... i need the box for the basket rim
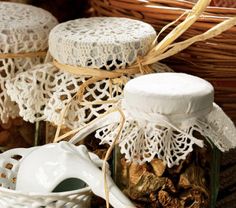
[0,147,92,197]
[0,186,91,197]
[91,0,236,17]
[126,0,236,12]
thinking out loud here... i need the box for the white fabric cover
[0,2,58,123]
[93,73,236,167]
[49,17,156,70]
[124,73,214,120]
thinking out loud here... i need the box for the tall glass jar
[0,2,57,150]
[83,73,235,208]
[6,17,172,154]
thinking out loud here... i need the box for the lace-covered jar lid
[49,17,156,70]
[0,2,57,53]
[0,2,58,123]
[6,17,173,129]
[71,73,236,167]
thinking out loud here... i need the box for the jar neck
[122,101,213,124]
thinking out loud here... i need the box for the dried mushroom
[180,189,209,208]
[129,162,149,185]
[0,118,36,150]
[118,147,211,208]
[126,172,166,201]
[158,190,181,208]
[178,164,208,195]
[151,158,166,177]
[76,132,109,160]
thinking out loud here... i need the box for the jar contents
[118,146,211,208]
[0,118,36,151]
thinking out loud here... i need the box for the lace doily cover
[49,17,156,70]
[0,2,58,123]
[6,63,173,129]
[6,17,174,129]
[94,73,236,168]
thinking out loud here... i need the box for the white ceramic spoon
[16,141,135,208]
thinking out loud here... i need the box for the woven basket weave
[0,147,91,208]
[91,0,236,123]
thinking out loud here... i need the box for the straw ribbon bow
[53,55,153,102]
[53,52,154,105]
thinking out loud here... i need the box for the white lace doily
[6,17,174,128]
[49,17,156,70]
[95,104,236,168]
[6,63,173,129]
[0,2,58,123]
[69,73,236,168]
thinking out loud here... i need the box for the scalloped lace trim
[95,104,236,167]
[6,62,172,128]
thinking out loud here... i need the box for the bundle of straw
[91,0,236,123]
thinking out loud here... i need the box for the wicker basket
[0,147,91,208]
[91,0,236,123]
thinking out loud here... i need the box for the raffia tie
[53,57,153,103]
[52,57,154,143]
[51,47,156,142]
[0,51,47,59]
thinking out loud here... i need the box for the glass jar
[114,140,220,208]
[68,72,236,207]
[0,119,46,152]
[73,72,236,208]
[0,118,34,151]
[0,2,57,150]
[6,17,171,151]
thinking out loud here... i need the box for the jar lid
[49,17,156,70]
[0,2,58,53]
[124,73,214,121]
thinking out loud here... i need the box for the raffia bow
[52,57,153,104]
